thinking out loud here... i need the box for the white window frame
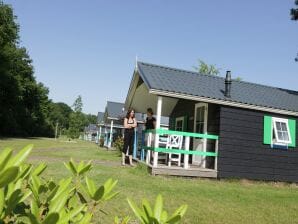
[272,117,291,145]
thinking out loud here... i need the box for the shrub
[0,145,188,223]
[113,136,124,151]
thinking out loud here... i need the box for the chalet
[125,61,298,182]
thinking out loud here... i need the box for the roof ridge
[107,101,124,104]
[138,61,226,81]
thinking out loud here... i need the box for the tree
[72,95,83,113]
[48,102,73,136]
[85,114,97,124]
[193,59,220,75]
[68,96,86,139]
[0,2,53,137]
[291,0,298,61]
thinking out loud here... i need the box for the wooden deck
[136,159,217,178]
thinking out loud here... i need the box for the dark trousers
[123,129,134,155]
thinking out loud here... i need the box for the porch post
[153,96,162,167]
[133,128,137,158]
[96,130,99,144]
[109,120,114,148]
[99,126,102,146]
[183,136,190,169]
[215,139,218,171]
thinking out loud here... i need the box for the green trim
[144,146,218,157]
[288,119,296,147]
[145,129,219,140]
[263,116,272,144]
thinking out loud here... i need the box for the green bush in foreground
[0,145,187,223]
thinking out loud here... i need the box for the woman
[145,108,156,130]
[122,109,137,166]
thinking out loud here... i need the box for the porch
[133,128,219,178]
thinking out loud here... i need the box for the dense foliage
[0,2,95,138]
[291,0,298,61]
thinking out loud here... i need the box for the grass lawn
[1,137,298,224]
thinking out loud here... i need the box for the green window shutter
[183,116,188,131]
[263,116,272,144]
[288,119,296,147]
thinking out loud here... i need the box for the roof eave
[149,89,298,117]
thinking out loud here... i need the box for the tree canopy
[0,2,95,138]
[290,0,298,61]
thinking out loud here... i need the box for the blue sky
[5,0,298,115]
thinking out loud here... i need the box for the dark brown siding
[218,106,298,182]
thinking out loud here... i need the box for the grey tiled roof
[106,101,125,119]
[137,61,298,113]
[97,112,104,124]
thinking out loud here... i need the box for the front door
[193,103,208,167]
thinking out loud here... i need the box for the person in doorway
[145,108,156,130]
[122,109,137,166]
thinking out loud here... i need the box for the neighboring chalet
[125,61,298,182]
[96,112,105,144]
[83,124,98,141]
[102,101,125,148]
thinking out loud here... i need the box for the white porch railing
[143,129,219,170]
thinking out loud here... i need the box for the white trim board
[149,89,298,116]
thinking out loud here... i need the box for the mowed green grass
[1,138,298,224]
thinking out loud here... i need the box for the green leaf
[27,213,40,224]
[6,189,22,215]
[77,191,87,204]
[30,199,39,218]
[32,163,47,176]
[0,166,19,188]
[0,148,13,171]
[49,191,68,213]
[77,161,85,172]
[30,175,41,199]
[7,144,33,167]
[171,204,188,218]
[19,164,32,180]
[142,199,153,219]
[77,212,92,224]
[166,204,188,223]
[102,178,118,200]
[78,162,92,176]
[20,190,32,203]
[165,215,181,224]
[153,194,163,222]
[93,186,104,201]
[103,191,119,201]
[161,210,168,223]
[69,204,86,220]
[85,177,96,198]
[127,198,147,224]
[69,158,78,175]
[51,177,72,201]
[42,212,59,224]
[0,188,4,215]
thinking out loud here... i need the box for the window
[263,116,296,147]
[175,117,184,131]
[272,117,291,145]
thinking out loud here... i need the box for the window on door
[195,106,205,133]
